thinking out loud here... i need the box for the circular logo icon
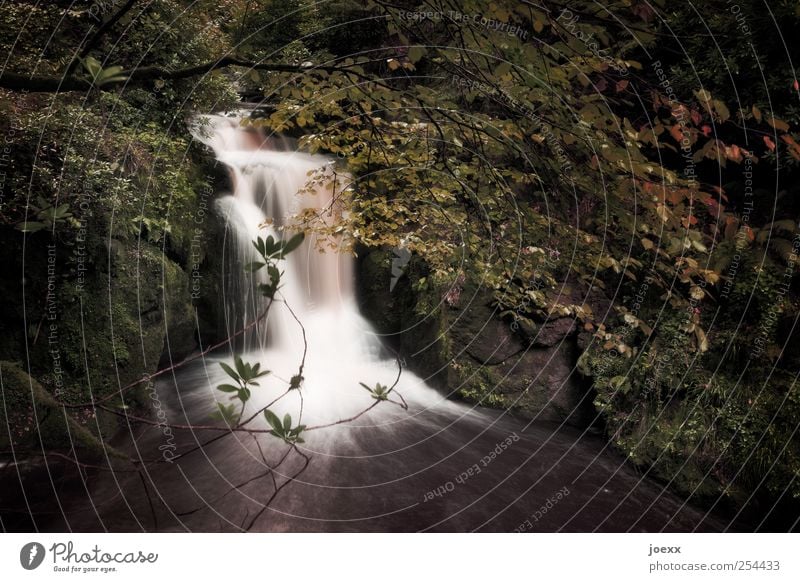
[19,542,46,570]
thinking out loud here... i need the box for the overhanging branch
[0,57,353,93]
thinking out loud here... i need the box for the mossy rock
[356,250,595,425]
[0,361,124,459]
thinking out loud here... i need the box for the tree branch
[0,58,367,93]
[64,0,142,77]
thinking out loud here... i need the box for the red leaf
[763,136,776,151]
[670,124,684,143]
[701,125,712,137]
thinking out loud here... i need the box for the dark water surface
[10,358,735,533]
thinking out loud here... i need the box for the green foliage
[81,57,128,87]
[263,410,306,444]
[15,196,74,233]
[360,381,391,401]
[249,233,305,298]
[217,355,270,404]
[583,251,800,503]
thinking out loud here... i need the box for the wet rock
[533,317,577,347]
[356,250,602,427]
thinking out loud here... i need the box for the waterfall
[191,114,449,434]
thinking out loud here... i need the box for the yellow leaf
[767,117,790,132]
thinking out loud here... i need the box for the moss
[0,361,125,459]
[455,359,511,408]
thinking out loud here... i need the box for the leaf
[219,362,239,382]
[259,282,276,299]
[217,384,239,393]
[264,410,283,433]
[695,326,709,352]
[407,46,426,64]
[253,237,266,256]
[234,355,246,378]
[283,413,292,432]
[245,261,265,272]
[494,62,512,78]
[81,56,102,78]
[669,124,683,143]
[712,100,730,122]
[279,232,305,257]
[767,117,790,132]
[16,221,46,233]
[211,402,238,424]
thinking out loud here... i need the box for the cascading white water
[192,115,454,439]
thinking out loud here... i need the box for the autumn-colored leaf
[767,117,790,132]
[669,124,683,143]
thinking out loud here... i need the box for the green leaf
[494,62,512,78]
[234,355,246,378]
[245,261,266,272]
[258,282,277,299]
[82,56,102,78]
[219,362,239,382]
[211,402,238,424]
[264,409,283,433]
[217,384,239,393]
[16,221,46,233]
[283,413,292,432]
[408,46,426,64]
[253,237,266,256]
[279,232,305,257]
